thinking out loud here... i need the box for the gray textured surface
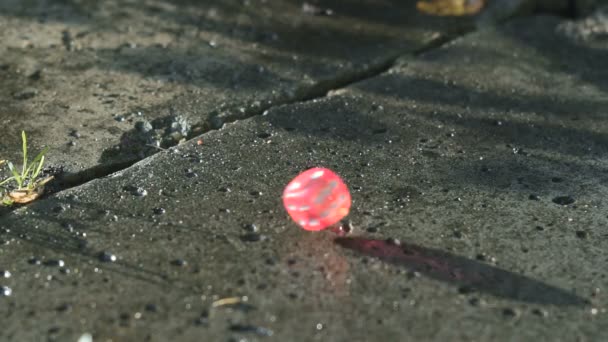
[0,0,473,178]
[2,4,608,342]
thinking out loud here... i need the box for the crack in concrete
[43,32,470,197]
[1,3,587,214]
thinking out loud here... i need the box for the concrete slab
[1,13,608,342]
[0,0,474,181]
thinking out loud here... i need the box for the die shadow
[335,236,588,306]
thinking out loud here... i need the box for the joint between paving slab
[23,1,582,212]
[0,31,479,219]
[43,4,603,201]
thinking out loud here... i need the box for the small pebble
[171,259,187,267]
[77,333,93,342]
[135,121,153,133]
[133,187,147,197]
[13,88,37,100]
[1,286,12,296]
[52,205,66,213]
[153,207,166,215]
[531,308,548,317]
[44,259,65,267]
[69,130,81,138]
[28,257,41,265]
[366,226,379,233]
[98,252,117,263]
[385,237,401,246]
[243,223,259,232]
[185,169,197,178]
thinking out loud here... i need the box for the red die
[283,167,351,231]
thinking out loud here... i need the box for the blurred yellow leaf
[417,0,485,16]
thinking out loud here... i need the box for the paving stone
[1,12,608,342]
[0,0,474,179]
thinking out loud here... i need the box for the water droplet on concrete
[243,223,259,232]
[153,207,166,215]
[337,220,354,234]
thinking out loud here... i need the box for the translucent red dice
[283,168,351,231]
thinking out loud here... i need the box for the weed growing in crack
[0,131,53,205]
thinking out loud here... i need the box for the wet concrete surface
[0,0,474,180]
[2,2,608,342]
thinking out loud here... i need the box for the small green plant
[0,131,52,205]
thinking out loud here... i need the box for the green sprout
[0,131,52,205]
